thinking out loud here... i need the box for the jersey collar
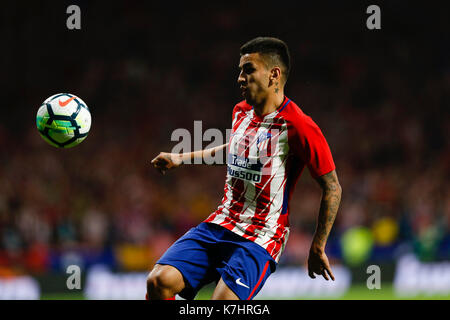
[250,96,290,122]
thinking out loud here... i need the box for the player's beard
[243,89,251,103]
[243,87,259,105]
[245,87,267,107]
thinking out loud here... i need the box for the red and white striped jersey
[204,97,335,262]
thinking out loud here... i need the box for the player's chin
[243,91,254,104]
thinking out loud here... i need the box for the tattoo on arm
[312,170,342,250]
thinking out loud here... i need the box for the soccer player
[147,37,342,300]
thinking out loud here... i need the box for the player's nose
[237,71,246,85]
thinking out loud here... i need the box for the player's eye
[243,66,255,74]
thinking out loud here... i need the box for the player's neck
[252,91,285,117]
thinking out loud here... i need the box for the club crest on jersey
[256,131,273,154]
[257,132,272,145]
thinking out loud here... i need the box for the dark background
[0,1,448,277]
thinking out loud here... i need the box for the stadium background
[0,1,449,299]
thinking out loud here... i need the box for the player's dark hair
[240,37,291,84]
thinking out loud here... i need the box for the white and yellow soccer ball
[36,93,91,148]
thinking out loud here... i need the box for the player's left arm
[289,111,341,280]
[308,169,342,281]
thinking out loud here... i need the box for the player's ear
[269,67,282,84]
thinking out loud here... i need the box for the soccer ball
[36,93,91,148]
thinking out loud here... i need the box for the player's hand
[307,246,335,281]
[151,152,183,175]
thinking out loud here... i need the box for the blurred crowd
[0,2,449,275]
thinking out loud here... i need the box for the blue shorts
[156,222,277,300]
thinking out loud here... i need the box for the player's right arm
[152,102,242,174]
[151,143,228,174]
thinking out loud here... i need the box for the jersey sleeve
[289,113,336,179]
[231,103,243,126]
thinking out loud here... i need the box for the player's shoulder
[279,98,320,132]
[234,99,252,113]
[279,98,307,123]
[231,100,252,121]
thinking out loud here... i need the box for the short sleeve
[231,101,251,128]
[231,104,241,126]
[289,113,336,179]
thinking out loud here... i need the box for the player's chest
[228,115,289,159]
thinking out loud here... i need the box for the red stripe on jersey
[208,116,256,229]
[247,260,270,300]
[224,119,260,225]
[265,224,288,258]
[233,109,247,130]
[242,162,273,241]
[204,182,230,223]
[220,180,247,229]
[237,121,259,158]
[260,217,288,257]
[243,123,283,241]
[264,125,292,255]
